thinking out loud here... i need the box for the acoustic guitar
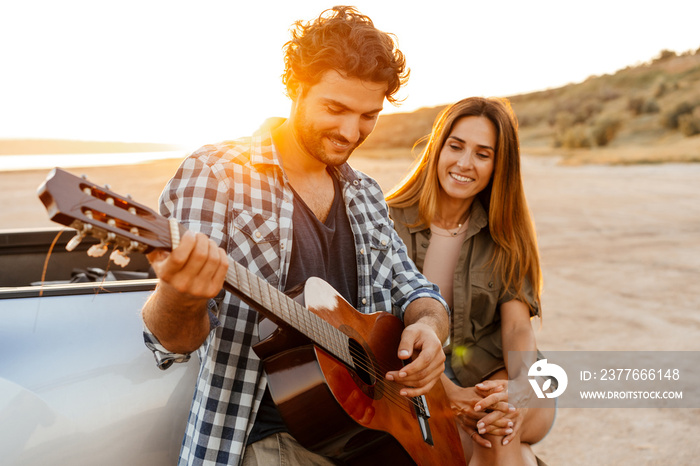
[38,167,466,465]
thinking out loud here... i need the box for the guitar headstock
[38,168,174,266]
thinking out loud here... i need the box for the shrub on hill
[678,108,700,136]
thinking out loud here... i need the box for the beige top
[423,224,469,310]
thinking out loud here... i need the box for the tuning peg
[109,248,131,267]
[87,241,109,258]
[66,232,85,251]
[65,220,94,251]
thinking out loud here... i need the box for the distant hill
[362,48,700,165]
[0,139,185,156]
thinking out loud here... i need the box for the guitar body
[253,277,466,466]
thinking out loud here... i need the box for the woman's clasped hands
[446,378,525,448]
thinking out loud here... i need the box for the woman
[387,97,555,465]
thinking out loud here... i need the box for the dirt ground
[2,154,699,465]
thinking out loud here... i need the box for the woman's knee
[520,404,556,444]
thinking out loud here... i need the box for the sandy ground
[2,155,700,464]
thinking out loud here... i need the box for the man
[141,6,449,465]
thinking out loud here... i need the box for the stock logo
[528,359,568,398]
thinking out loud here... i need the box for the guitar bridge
[412,394,434,445]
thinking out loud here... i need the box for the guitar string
[228,261,428,414]
[281,304,427,415]
[39,228,66,298]
[242,265,411,381]
[316,342,419,415]
[238,264,408,396]
[347,368,423,414]
[233,264,425,414]
[344,345,428,413]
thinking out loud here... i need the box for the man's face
[290,70,387,167]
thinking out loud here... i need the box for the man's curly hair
[282,5,409,104]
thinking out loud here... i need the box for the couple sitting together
[142,5,555,466]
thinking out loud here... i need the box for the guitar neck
[224,258,353,366]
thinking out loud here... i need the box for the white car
[0,228,197,465]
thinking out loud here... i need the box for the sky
[1,0,699,148]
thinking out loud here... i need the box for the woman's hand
[441,375,512,448]
[474,379,526,445]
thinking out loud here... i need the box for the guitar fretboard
[227,259,353,366]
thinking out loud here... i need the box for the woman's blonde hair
[386,97,542,310]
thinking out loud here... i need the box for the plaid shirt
[143,121,448,466]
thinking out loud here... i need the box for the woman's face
[437,115,496,203]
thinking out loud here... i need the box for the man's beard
[293,105,366,167]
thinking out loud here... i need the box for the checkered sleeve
[356,174,450,320]
[143,301,222,370]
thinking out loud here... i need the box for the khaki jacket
[390,200,540,387]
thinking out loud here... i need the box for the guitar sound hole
[348,339,375,386]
